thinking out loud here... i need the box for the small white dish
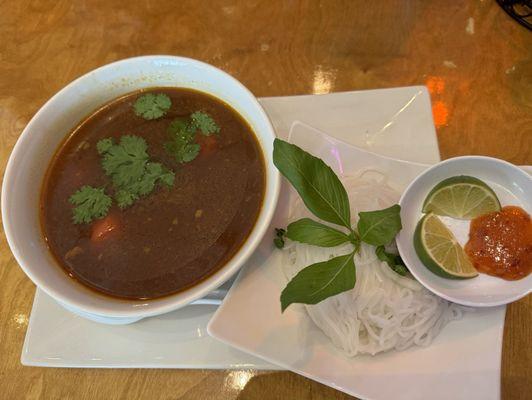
[397,156,532,307]
[208,122,507,400]
[2,55,280,322]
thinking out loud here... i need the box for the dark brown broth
[40,88,265,299]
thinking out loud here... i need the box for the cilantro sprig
[191,111,220,135]
[134,93,171,120]
[98,135,174,208]
[273,139,404,312]
[68,94,221,224]
[69,135,176,224]
[165,112,220,164]
[164,118,201,164]
[69,186,112,224]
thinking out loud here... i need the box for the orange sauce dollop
[465,206,532,280]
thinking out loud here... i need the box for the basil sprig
[376,245,408,276]
[281,252,356,312]
[286,218,352,247]
[358,205,402,246]
[273,139,351,229]
[273,139,403,312]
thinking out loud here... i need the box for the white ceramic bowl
[2,56,280,323]
[396,156,532,307]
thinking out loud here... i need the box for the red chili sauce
[465,206,532,280]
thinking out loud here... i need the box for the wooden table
[1,1,530,399]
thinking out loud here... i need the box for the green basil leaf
[375,245,408,276]
[375,245,398,265]
[280,252,356,312]
[392,264,408,276]
[286,218,351,247]
[273,139,351,229]
[357,204,402,246]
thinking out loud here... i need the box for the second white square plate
[207,122,506,400]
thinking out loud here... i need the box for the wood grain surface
[0,1,530,399]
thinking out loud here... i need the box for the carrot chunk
[91,214,119,241]
[197,135,218,157]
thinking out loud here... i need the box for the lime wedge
[414,213,478,279]
[422,175,500,219]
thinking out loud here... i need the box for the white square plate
[22,86,467,370]
[207,122,507,400]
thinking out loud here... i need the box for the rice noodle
[282,174,465,356]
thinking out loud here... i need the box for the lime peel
[422,175,501,220]
[414,213,478,279]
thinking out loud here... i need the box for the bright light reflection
[366,90,422,145]
[425,76,450,128]
[330,147,344,174]
[225,370,255,391]
[13,313,29,327]
[312,66,335,94]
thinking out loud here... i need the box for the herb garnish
[191,111,220,135]
[134,93,171,120]
[273,139,403,312]
[274,228,286,249]
[280,252,356,312]
[98,135,174,208]
[286,218,352,247]
[70,135,175,223]
[165,118,201,164]
[69,185,112,224]
[165,112,220,164]
[376,246,408,276]
[68,97,220,223]
[357,205,402,246]
[273,139,351,229]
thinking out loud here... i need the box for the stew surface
[41,88,265,299]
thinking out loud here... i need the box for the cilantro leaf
[133,93,171,120]
[125,163,174,196]
[100,136,149,188]
[165,117,202,164]
[165,112,219,164]
[152,163,175,186]
[181,143,200,162]
[97,136,175,209]
[164,140,200,164]
[114,165,173,209]
[115,189,138,209]
[168,118,196,140]
[96,138,113,154]
[191,111,220,135]
[69,186,112,224]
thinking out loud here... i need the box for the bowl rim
[2,55,281,318]
[396,155,532,307]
